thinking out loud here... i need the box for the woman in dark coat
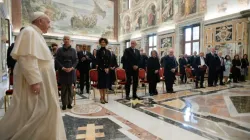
[96,38,111,104]
[147,50,160,96]
[241,54,249,81]
[232,54,241,83]
[91,49,97,69]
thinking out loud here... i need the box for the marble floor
[0,79,250,140]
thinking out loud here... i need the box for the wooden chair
[115,68,127,98]
[89,69,101,101]
[139,68,148,95]
[56,71,76,105]
[4,75,14,112]
[185,68,196,87]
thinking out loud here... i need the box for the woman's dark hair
[234,54,239,60]
[51,43,58,48]
[99,38,109,45]
[225,55,231,61]
[243,54,248,59]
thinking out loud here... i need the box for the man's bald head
[31,12,51,33]
[210,47,215,53]
[131,41,137,48]
[168,49,174,56]
[63,36,71,47]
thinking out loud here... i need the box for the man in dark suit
[108,48,118,91]
[179,54,189,83]
[206,47,220,87]
[194,52,207,88]
[123,41,141,100]
[163,49,178,93]
[217,52,225,85]
[139,49,148,87]
[77,44,92,94]
[189,51,198,76]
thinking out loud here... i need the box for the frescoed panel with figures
[21,0,115,39]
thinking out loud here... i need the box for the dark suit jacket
[194,56,207,72]
[139,54,148,69]
[205,53,220,71]
[110,53,118,68]
[190,55,198,68]
[218,56,225,71]
[179,58,190,72]
[123,47,141,72]
[91,55,97,69]
[77,51,92,72]
[147,57,160,82]
[7,43,16,69]
[96,47,111,70]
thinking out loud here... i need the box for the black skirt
[97,69,109,89]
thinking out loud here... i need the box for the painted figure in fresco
[125,17,131,33]
[217,0,228,13]
[162,0,173,22]
[148,5,156,26]
[182,0,196,16]
[134,11,142,30]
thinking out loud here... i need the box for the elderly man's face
[131,41,137,48]
[169,50,174,56]
[39,17,50,33]
[200,52,204,57]
[63,36,71,46]
[82,45,86,51]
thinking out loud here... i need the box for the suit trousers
[80,71,90,92]
[219,66,224,84]
[180,70,187,83]
[208,68,217,86]
[61,84,73,106]
[125,70,139,97]
[149,81,157,95]
[196,69,205,87]
[165,73,175,92]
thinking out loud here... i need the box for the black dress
[96,47,111,89]
[91,55,97,69]
[232,59,241,82]
[147,57,160,95]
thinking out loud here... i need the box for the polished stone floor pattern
[1,80,250,140]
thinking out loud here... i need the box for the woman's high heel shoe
[100,98,105,104]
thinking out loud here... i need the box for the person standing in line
[139,48,148,87]
[163,49,178,93]
[241,54,249,82]
[91,49,98,69]
[206,47,220,87]
[56,36,78,110]
[7,27,25,74]
[51,43,59,70]
[179,54,189,84]
[77,44,92,94]
[108,48,119,91]
[223,55,232,84]
[0,12,66,140]
[96,38,111,104]
[194,52,207,88]
[190,51,198,75]
[217,52,225,85]
[123,41,141,100]
[232,54,241,83]
[147,50,160,96]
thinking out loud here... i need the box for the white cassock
[0,25,67,140]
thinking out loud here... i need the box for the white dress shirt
[200,57,205,66]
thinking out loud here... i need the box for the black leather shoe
[67,105,73,109]
[62,105,66,110]
[133,96,142,100]
[126,96,131,100]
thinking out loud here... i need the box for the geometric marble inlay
[230,96,250,113]
[76,124,105,140]
[161,99,186,110]
[71,104,102,115]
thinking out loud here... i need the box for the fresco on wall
[181,0,197,16]
[22,0,114,39]
[217,0,228,12]
[146,4,157,27]
[161,36,173,49]
[238,0,250,5]
[162,0,174,22]
[123,16,131,33]
[215,25,233,42]
[133,11,142,31]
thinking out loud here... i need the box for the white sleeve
[18,56,42,85]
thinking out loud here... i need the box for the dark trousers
[109,69,116,89]
[165,74,174,92]
[180,71,187,83]
[208,68,217,86]
[219,67,224,84]
[149,81,157,95]
[61,84,73,106]
[80,71,89,92]
[196,69,205,87]
[233,68,241,82]
[125,70,139,97]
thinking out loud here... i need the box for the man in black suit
[108,48,118,91]
[194,52,207,88]
[139,49,148,87]
[123,41,141,100]
[77,44,92,94]
[190,51,198,76]
[179,54,189,83]
[206,47,220,87]
[217,52,225,85]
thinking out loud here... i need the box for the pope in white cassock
[0,12,67,140]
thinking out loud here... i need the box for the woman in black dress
[241,54,249,81]
[147,50,160,96]
[96,38,111,104]
[91,49,97,69]
[232,54,241,83]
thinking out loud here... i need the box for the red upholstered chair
[89,69,102,101]
[185,68,196,87]
[4,75,14,112]
[115,68,127,98]
[76,70,81,92]
[175,72,182,85]
[139,68,148,95]
[56,71,76,105]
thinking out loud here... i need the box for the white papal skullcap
[30,12,49,22]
